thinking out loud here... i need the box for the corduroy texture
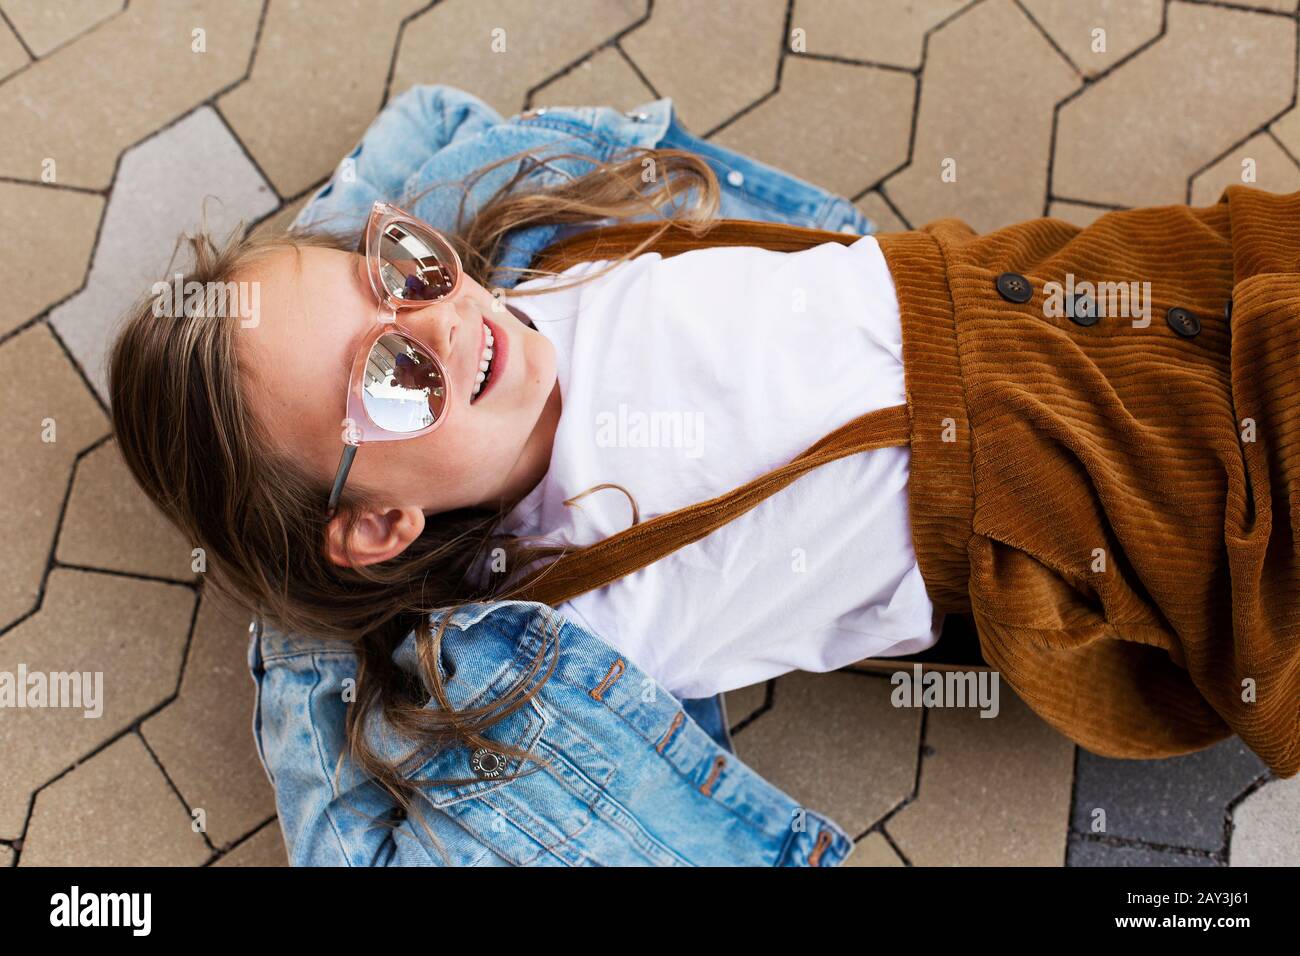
[522,194,1300,777]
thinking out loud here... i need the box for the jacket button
[995,272,1033,303]
[625,110,649,121]
[471,747,505,779]
[1067,292,1099,326]
[1166,307,1201,338]
[1224,297,1233,321]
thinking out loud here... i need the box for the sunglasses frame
[326,201,465,519]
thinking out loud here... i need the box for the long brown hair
[108,144,721,825]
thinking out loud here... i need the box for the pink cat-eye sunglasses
[325,201,465,519]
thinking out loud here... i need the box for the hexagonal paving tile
[391,0,645,120]
[711,55,914,199]
[731,671,920,835]
[887,0,1080,232]
[1020,0,1163,78]
[0,324,108,631]
[217,0,428,200]
[789,0,969,70]
[49,105,276,402]
[1230,775,1300,866]
[1054,1,1294,207]
[56,441,197,582]
[1190,132,1300,207]
[842,831,904,867]
[141,591,275,849]
[0,14,30,80]
[0,0,261,190]
[0,0,122,57]
[1048,199,1109,228]
[0,568,194,838]
[857,191,909,232]
[0,843,12,866]
[532,46,656,112]
[887,686,1074,866]
[621,0,785,133]
[1067,837,1218,867]
[0,182,102,338]
[724,680,768,728]
[213,819,287,867]
[19,733,209,866]
[1071,738,1266,853]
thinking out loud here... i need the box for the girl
[109,141,1300,824]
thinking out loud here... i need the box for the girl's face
[236,245,559,522]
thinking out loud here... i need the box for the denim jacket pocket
[407,696,596,866]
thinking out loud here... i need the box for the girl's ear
[324,505,426,568]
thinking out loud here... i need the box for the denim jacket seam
[304,654,359,865]
[545,668,781,842]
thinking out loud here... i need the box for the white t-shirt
[500,235,941,699]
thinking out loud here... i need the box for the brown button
[995,272,1033,303]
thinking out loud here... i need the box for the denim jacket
[252,84,876,866]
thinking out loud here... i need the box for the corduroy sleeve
[966,535,1234,761]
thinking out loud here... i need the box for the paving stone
[1067,837,1219,867]
[56,442,196,582]
[0,568,194,838]
[253,195,313,240]
[0,325,108,631]
[0,0,122,57]
[217,0,427,200]
[888,687,1074,866]
[49,106,276,402]
[789,0,968,70]
[0,15,30,80]
[1218,0,1297,11]
[842,831,904,867]
[0,182,102,338]
[1071,737,1266,853]
[857,190,909,232]
[1020,0,1163,78]
[141,592,274,848]
[1049,199,1108,228]
[724,681,768,728]
[0,0,261,190]
[711,55,914,199]
[392,0,644,121]
[731,671,919,835]
[1229,775,1300,867]
[0,843,13,866]
[532,46,656,113]
[19,734,209,866]
[213,820,287,867]
[1190,132,1300,207]
[1270,105,1300,163]
[621,0,785,133]
[887,0,1079,233]
[1054,2,1294,207]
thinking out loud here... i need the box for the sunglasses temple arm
[325,444,358,520]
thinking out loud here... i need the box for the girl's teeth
[480,359,490,371]
[472,324,496,399]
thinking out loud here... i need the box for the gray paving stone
[1067,837,1219,868]
[731,671,920,835]
[0,0,122,57]
[1229,775,1300,867]
[49,106,276,402]
[1071,738,1267,853]
[724,681,768,728]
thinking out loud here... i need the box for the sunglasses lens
[376,220,458,302]
[361,332,449,432]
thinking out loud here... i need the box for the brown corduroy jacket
[510,185,1300,778]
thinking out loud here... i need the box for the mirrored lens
[360,333,448,432]
[376,221,458,302]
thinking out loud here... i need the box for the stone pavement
[2,0,1297,867]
